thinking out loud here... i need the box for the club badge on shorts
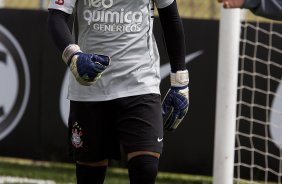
[71,122,83,148]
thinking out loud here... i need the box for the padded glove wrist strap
[170,70,189,87]
[62,44,81,65]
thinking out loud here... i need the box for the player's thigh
[68,100,121,162]
[117,93,164,156]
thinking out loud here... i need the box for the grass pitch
[0,157,212,184]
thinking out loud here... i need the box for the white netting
[235,15,282,183]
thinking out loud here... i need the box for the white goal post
[213,6,241,184]
[213,6,282,184]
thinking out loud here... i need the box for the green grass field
[0,157,212,184]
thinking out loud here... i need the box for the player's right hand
[62,44,111,86]
[217,0,245,9]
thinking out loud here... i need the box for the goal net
[234,13,282,183]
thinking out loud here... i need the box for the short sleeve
[48,0,76,14]
[155,0,174,9]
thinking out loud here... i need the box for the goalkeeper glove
[162,70,189,131]
[62,44,111,86]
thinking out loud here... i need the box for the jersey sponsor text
[83,0,143,32]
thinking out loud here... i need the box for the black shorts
[68,94,163,162]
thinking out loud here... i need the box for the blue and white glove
[62,44,111,86]
[162,70,189,131]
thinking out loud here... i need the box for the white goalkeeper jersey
[49,0,173,101]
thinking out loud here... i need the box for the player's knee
[77,159,108,167]
[128,154,159,184]
[76,160,108,184]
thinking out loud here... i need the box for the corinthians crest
[71,122,83,148]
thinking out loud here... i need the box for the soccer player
[218,0,282,20]
[47,0,189,183]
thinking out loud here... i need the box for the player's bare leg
[77,159,108,167]
[127,151,160,184]
[128,151,160,160]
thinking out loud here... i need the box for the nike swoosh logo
[157,137,163,142]
[160,50,204,80]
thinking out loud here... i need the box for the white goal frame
[213,6,282,184]
[212,6,242,184]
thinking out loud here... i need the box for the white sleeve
[154,0,174,9]
[48,0,76,14]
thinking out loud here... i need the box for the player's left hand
[162,70,189,131]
